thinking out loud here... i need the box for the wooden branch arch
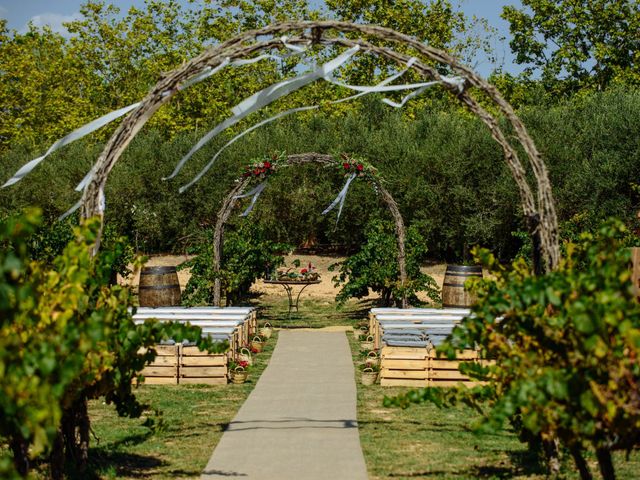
[80,20,560,273]
[212,153,408,307]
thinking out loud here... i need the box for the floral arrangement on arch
[338,153,378,182]
[241,151,286,180]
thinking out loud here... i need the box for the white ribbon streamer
[2,102,141,188]
[178,54,414,193]
[58,199,82,221]
[6,37,310,191]
[234,181,268,217]
[322,173,357,224]
[165,45,360,182]
[179,106,318,193]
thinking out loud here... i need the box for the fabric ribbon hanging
[233,181,269,217]
[178,56,416,193]
[2,36,308,190]
[165,45,361,182]
[322,173,357,224]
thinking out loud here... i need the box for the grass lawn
[348,331,640,480]
[11,298,639,479]
[82,331,279,479]
[252,294,372,329]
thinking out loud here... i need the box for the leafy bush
[388,219,640,479]
[181,221,291,306]
[330,219,440,306]
[0,210,224,478]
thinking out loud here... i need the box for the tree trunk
[77,398,90,473]
[569,445,593,480]
[10,436,29,477]
[543,438,561,477]
[49,431,65,480]
[596,448,616,480]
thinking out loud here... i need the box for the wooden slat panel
[181,346,215,356]
[429,349,478,360]
[381,369,429,380]
[382,346,429,357]
[138,345,178,356]
[380,378,429,387]
[430,369,472,380]
[429,359,475,370]
[181,366,227,377]
[139,376,178,385]
[179,377,227,385]
[149,356,178,367]
[181,355,226,366]
[430,380,482,388]
[382,359,427,370]
[141,366,178,377]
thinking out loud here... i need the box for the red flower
[264,161,272,168]
[301,268,308,274]
[343,163,350,170]
[242,172,251,177]
[239,360,249,368]
[254,169,261,175]
[356,164,364,171]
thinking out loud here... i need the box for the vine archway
[75,21,559,274]
[2,21,560,275]
[212,152,409,307]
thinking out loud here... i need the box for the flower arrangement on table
[273,259,320,282]
[338,153,379,182]
[241,151,285,180]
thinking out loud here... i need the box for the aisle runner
[201,330,368,480]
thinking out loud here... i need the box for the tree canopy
[502,0,640,92]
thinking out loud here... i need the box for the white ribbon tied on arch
[178,54,416,193]
[2,36,308,190]
[1,103,141,189]
[233,181,268,217]
[167,45,361,186]
[322,173,357,224]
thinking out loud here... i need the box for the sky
[0,0,526,77]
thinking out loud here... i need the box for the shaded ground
[123,254,448,303]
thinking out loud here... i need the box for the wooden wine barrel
[138,266,181,307]
[441,265,483,308]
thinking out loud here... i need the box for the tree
[388,220,640,479]
[502,0,640,92]
[0,21,97,148]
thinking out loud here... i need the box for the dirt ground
[124,254,448,301]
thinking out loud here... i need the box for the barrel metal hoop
[446,265,482,273]
[139,284,180,290]
[141,266,178,275]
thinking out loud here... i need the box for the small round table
[263,279,321,314]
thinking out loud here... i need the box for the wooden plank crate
[380,346,487,387]
[179,345,228,385]
[380,346,430,387]
[138,345,179,385]
[428,349,483,388]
